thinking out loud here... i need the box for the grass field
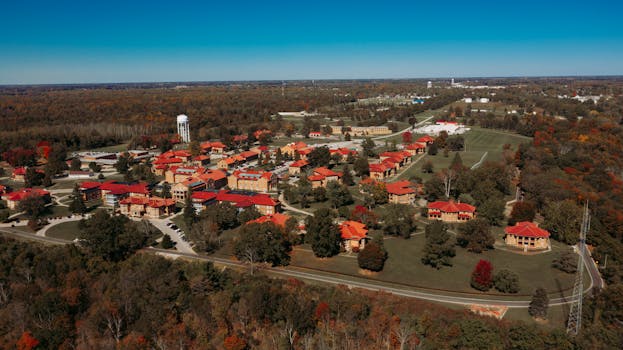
[395,126,531,181]
[90,143,129,152]
[290,233,580,297]
[46,220,82,240]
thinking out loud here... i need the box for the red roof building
[119,195,176,218]
[247,213,292,230]
[385,180,416,204]
[340,221,369,252]
[308,167,342,188]
[4,188,51,210]
[504,221,551,250]
[228,170,277,192]
[369,163,394,180]
[288,159,310,175]
[417,135,435,144]
[427,200,476,222]
[405,142,427,155]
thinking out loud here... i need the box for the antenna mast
[566,201,590,336]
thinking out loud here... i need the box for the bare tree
[441,168,456,198]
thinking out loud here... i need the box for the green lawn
[90,143,129,152]
[45,220,82,240]
[290,233,580,298]
[395,127,531,181]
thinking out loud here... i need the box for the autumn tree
[358,235,387,272]
[509,201,536,225]
[402,131,412,144]
[552,249,577,273]
[542,199,582,244]
[305,208,341,258]
[470,259,493,291]
[234,222,292,268]
[326,181,353,209]
[16,331,39,350]
[18,194,47,219]
[353,155,370,177]
[457,218,495,253]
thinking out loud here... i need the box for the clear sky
[1,0,622,84]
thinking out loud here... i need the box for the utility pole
[566,201,590,336]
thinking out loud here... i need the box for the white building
[478,98,490,103]
[463,97,473,103]
[177,114,191,143]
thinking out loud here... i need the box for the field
[46,220,82,240]
[290,233,581,297]
[395,126,531,181]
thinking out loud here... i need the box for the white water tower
[427,81,432,89]
[177,114,190,143]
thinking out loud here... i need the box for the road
[470,151,489,170]
[149,213,197,255]
[0,227,598,309]
[579,241,604,291]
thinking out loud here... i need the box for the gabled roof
[99,181,149,196]
[308,174,325,181]
[231,170,273,181]
[6,188,50,201]
[369,163,389,173]
[193,155,210,161]
[340,221,368,240]
[505,221,550,238]
[417,135,435,143]
[239,150,259,159]
[313,167,339,177]
[289,159,309,168]
[406,142,426,150]
[214,190,279,207]
[385,180,416,195]
[248,213,291,228]
[12,167,26,176]
[428,200,476,213]
[153,157,183,165]
[197,169,227,182]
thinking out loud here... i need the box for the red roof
[239,150,259,159]
[505,221,550,238]
[201,141,226,150]
[215,190,279,207]
[369,163,389,173]
[191,191,218,202]
[153,157,183,165]
[428,200,476,213]
[197,169,227,182]
[99,181,149,196]
[308,174,325,181]
[6,188,50,202]
[340,221,368,240]
[386,180,416,195]
[12,167,26,176]
[119,196,175,208]
[248,213,291,228]
[289,160,309,168]
[232,170,273,180]
[417,135,435,143]
[406,142,426,150]
[193,155,210,161]
[80,181,102,190]
[314,167,339,177]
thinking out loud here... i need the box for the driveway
[149,215,197,255]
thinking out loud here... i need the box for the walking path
[278,193,313,216]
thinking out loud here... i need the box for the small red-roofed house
[504,221,551,251]
[386,180,416,204]
[340,221,368,252]
[119,196,176,218]
[308,131,322,138]
[192,155,211,167]
[427,200,476,222]
[4,188,51,210]
[0,185,8,196]
[369,163,393,180]
[405,142,427,155]
[308,167,342,188]
[11,167,27,182]
[288,159,309,176]
[329,148,357,163]
[417,135,435,145]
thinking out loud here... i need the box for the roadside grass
[46,220,82,240]
[289,232,579,297]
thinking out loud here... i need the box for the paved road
[278,193,313,216]
[0,227,598,309]
[470,151,489,170]
[579,241,604,291]
[36,215,88,237]
[149,213,197,255]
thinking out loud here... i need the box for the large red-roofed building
[4,188,51,210]
[504,221,551,250]
[340,220,368,252]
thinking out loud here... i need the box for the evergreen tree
[528,287,549,319]
[427,142,438,155]
[305,208,341,258]
[341,165,354,186]
[362,137,376,157]
[68,184,87,214]
[353,155,370,177]
[421,221,455,268]
[450,152,464,170]
[161,234,175,249]
[183,190,197,227]
[69,158,82,171]
[326,181,353,208]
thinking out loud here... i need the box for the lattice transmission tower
[566,201,590,336]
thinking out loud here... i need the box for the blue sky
[1,0,622,84]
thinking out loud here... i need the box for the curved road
[0,227,602,309]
